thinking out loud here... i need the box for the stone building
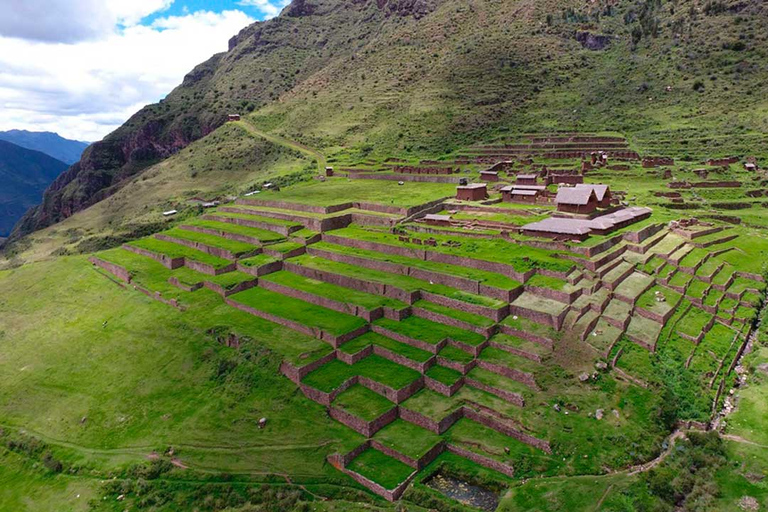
[456,183,488,202]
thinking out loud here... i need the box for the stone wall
[262,280,384,320]
[348,171,460,184]
[202,214,296,236]
[179,224,263,246]
[329,405,398,437]
[237,259,283,277]
[499,324,553,350]
[411,306,495,338]
[424,375,464,396]
[89,257,132,283]
[236,198,352,214]
[463,407,551,453]
[285,260,419,304]
[225,297,369,348]
[445,445,515,478]
[155,233,248,260]
[508,303,567,330]
[122,244,184,269]
[464,377,525,406]
[475,360,537,388]
[371,324,446,354]
[280,351,338,384]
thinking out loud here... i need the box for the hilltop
[10,0,768,243]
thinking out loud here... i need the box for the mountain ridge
[0,130,88,165]
[0,140,68,237]
[10,0,768,243]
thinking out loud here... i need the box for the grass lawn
[128,238,232,268]
[170,267,255,290]
[183,218,286,243]
[374,317,485,347]
[372,419,442,460]
[339,332,433,363]
[399,389,461,421]
[256,177,455,208]
[208,210,302,229]
[332,385,395,421]
[347,448,414,490]
[477,347,540,375]
[636,285,681,318]
[261,271,405,310]
[676,307,714,339]
[0,256,358,479]
[330,226,575,274]
[438,345,475,364]
[425,365,463,386]
[465,367,530,397]
[414,300,494,328]
[302,356,421,392]
[487,333,551,360]
[289,253,504,308]
[229,287,366,335]
[238,253,279,268]
[160,227,258,255]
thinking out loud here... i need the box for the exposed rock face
[576,31,613,50]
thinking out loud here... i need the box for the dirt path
[237,119,327,173]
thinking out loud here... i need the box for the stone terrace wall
[372,324,447,354]
[237,259,283,277]
[155,233,247,261]
[236,198,353,214]
[285,260,420,304]
[321,233,539,282]
[122,244,183,269]
[348,171,460,184]
[329,405,398,437]
[280,351,337,385]
[411,305,495,338]
[180,224,263,246]
[89,257,132,283]
[463,407,551,453]
[308,246,516,305]
[260,279,386,321]
[202,214,296,236]
[464,377,525,406]
[225,297,369,348]
[445,444,515,478]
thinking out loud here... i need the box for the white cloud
[0,0,175,43]
[237,0,290,19]
[0,8,255,142]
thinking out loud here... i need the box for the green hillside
[3,1,768,511]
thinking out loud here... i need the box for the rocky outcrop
[575,31,613,51]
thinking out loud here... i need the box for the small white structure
[162,210,178,217]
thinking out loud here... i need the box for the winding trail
[236,119,327,173]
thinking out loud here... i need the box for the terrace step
[307,241,522,303]
[179,218,287,245]
[601,260,635,291]
[258,270,409,322]
[464,367,528,407]
[372,316,487,356]
[411,300,497,338]
[476,346,539,389]
[585,319,624,358]
[204,212,303,236]
[226,287,369,348]
[284,253,508,320]
[486,333,551,363]
[338,332,436,372]
[154,230,260,261]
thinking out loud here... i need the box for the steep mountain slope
[0,130,88,164]
[10,0,768,242]
[0,140,68,237]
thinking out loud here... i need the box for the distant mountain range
[0,140,69,237]
[0,130,88,165]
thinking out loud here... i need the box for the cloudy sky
[0,0,290,142]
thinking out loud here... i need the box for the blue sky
[0,0,288,141]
